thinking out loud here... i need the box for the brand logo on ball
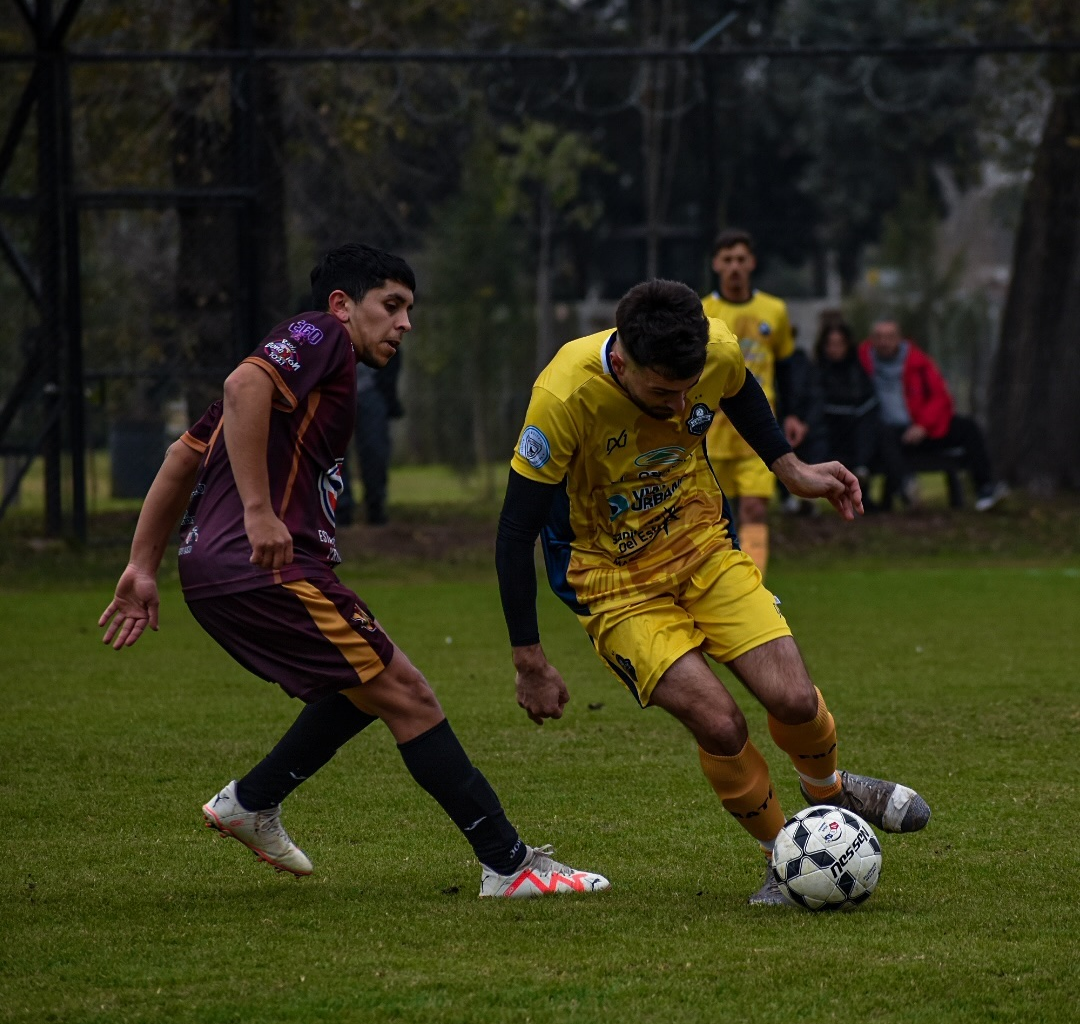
[518,426,550,469]
[816,818,843,843]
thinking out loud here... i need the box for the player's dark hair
[615,279,709,379]
[712,227,755,256]
[309,242,416,311]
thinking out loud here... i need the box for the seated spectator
[814,319,900,509]
[858,319,1008,511]
[776,343,828,514]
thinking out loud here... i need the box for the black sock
[397,718,526,875]
[236,692,377,811]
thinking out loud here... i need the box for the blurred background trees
[1,0,1077,509]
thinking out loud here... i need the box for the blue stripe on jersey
[540,480,591,616]
[701,436,742,551]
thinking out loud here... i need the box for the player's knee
[694,709,749,757]
[770,681,819,725]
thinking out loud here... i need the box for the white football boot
[479,844,610,898]
[202,780,313,876]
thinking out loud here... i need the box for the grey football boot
[801,771,930,833]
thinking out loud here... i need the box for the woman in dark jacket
[814,320,902,505]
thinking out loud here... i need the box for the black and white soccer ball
[772,805,882,911]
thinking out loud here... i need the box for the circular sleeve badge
[518,425,551,469]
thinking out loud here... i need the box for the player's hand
[99,563,160,649]
[902,423,927,445]
[244,507,294,569]
[512,645,571,725]
[783,415,809,448]
[772,453,864,521]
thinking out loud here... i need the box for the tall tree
[988,1,1080,491]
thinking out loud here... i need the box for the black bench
[901,446,967,508]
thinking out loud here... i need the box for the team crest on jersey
[265,338,301,372]
[759,321,772,336]
[319,460,345,524]
[607,493,630,521]
[686,403,714,435]
[518,426,551,469]
[634,446,685,468]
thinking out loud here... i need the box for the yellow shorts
[579,546,792,706]
[712,455,775,500]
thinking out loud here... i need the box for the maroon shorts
[186,576,395,704]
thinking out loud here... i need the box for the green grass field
[2,530,1078,1023]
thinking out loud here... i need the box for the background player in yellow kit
[495,278,930,905]
[702,228,800,575]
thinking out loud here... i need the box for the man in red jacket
[859,319,1007,511]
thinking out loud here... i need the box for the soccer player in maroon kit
[99,242,608,898]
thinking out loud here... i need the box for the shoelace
[254,806,291,845]
[528,844,571,875]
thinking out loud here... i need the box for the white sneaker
[975,482,1009,512]
[479,844,610,898]
[202,780,313,876]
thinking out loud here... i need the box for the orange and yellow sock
[767,686,842,799]
[740,522,768,576]
[698,739,786,849]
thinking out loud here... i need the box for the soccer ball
[772,805,882,911]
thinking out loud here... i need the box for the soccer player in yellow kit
[495,279,930,905]
[703,229,802,575]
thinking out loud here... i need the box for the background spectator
[859,320,1008,512]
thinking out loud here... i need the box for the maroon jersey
[176,311,357,598]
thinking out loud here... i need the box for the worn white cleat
[202,780,313,876]
[479,844,610,898]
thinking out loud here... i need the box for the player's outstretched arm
[513,643,571,726]
[495,469,566,724]
[99,439,202,648]
[771,452,864,521]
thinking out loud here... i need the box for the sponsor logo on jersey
[518,426,550,469]
[634,446,685,467]
[629,476,682,512]
[686,403,714,436]
[319,460,345,524]
[288,319,325,345]
[608,493,630,521]
[179,525,199,556]
[350,604,377,631]
[265,338,301,372]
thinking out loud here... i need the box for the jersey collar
[601,331,617,374]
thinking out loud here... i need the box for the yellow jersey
[700,289,794,460]
[510,322,746,613]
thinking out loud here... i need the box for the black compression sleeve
[718,371,793,468]
[495,469,560,647]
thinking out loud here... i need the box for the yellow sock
[767,686,841,798]
[740,522,768,575]
[698,739,786,845]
